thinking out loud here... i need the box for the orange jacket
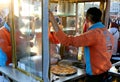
[0,27,12,65]
[55,26,114,75]
[49,32,59,44]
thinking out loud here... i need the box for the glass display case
[49,1,108,81]
[9,0,49,81]
[0,0,108,82]
[15,0,42,75]
[14,0,43,80]
[49,1,101,61]
[49,3,78,61]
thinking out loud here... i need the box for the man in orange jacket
[49,7,114,82]
[0,22,12,65]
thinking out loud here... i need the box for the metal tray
[72,62,85,69]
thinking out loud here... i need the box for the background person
[49,7,114,82]
[0,8,12,65]
[0,18,12,65]
[108,22,119,56]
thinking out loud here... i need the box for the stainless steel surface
[108,61,120,77]
[112,61,120,66]
[51,67,85,82]
[0,66,39,82]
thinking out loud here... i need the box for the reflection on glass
[66,17,76,28]
[57,0,75,16]
[14,0,42,78]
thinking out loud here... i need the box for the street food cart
[0,0,112,82]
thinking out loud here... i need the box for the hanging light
[57,0,76,16]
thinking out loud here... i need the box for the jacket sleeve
[55,30,97,47]
[0,29,11,51]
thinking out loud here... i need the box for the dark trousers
[84,72,109,82]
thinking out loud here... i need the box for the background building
[110,0,120,25]
[110,0,120,16]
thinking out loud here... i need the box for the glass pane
[14,0,42,78]
[50,3,77,61]
[57,0,75,16]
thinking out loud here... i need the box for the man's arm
[49,11,96,47]
[49,11,60,32]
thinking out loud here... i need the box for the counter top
[0,66,39,82]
